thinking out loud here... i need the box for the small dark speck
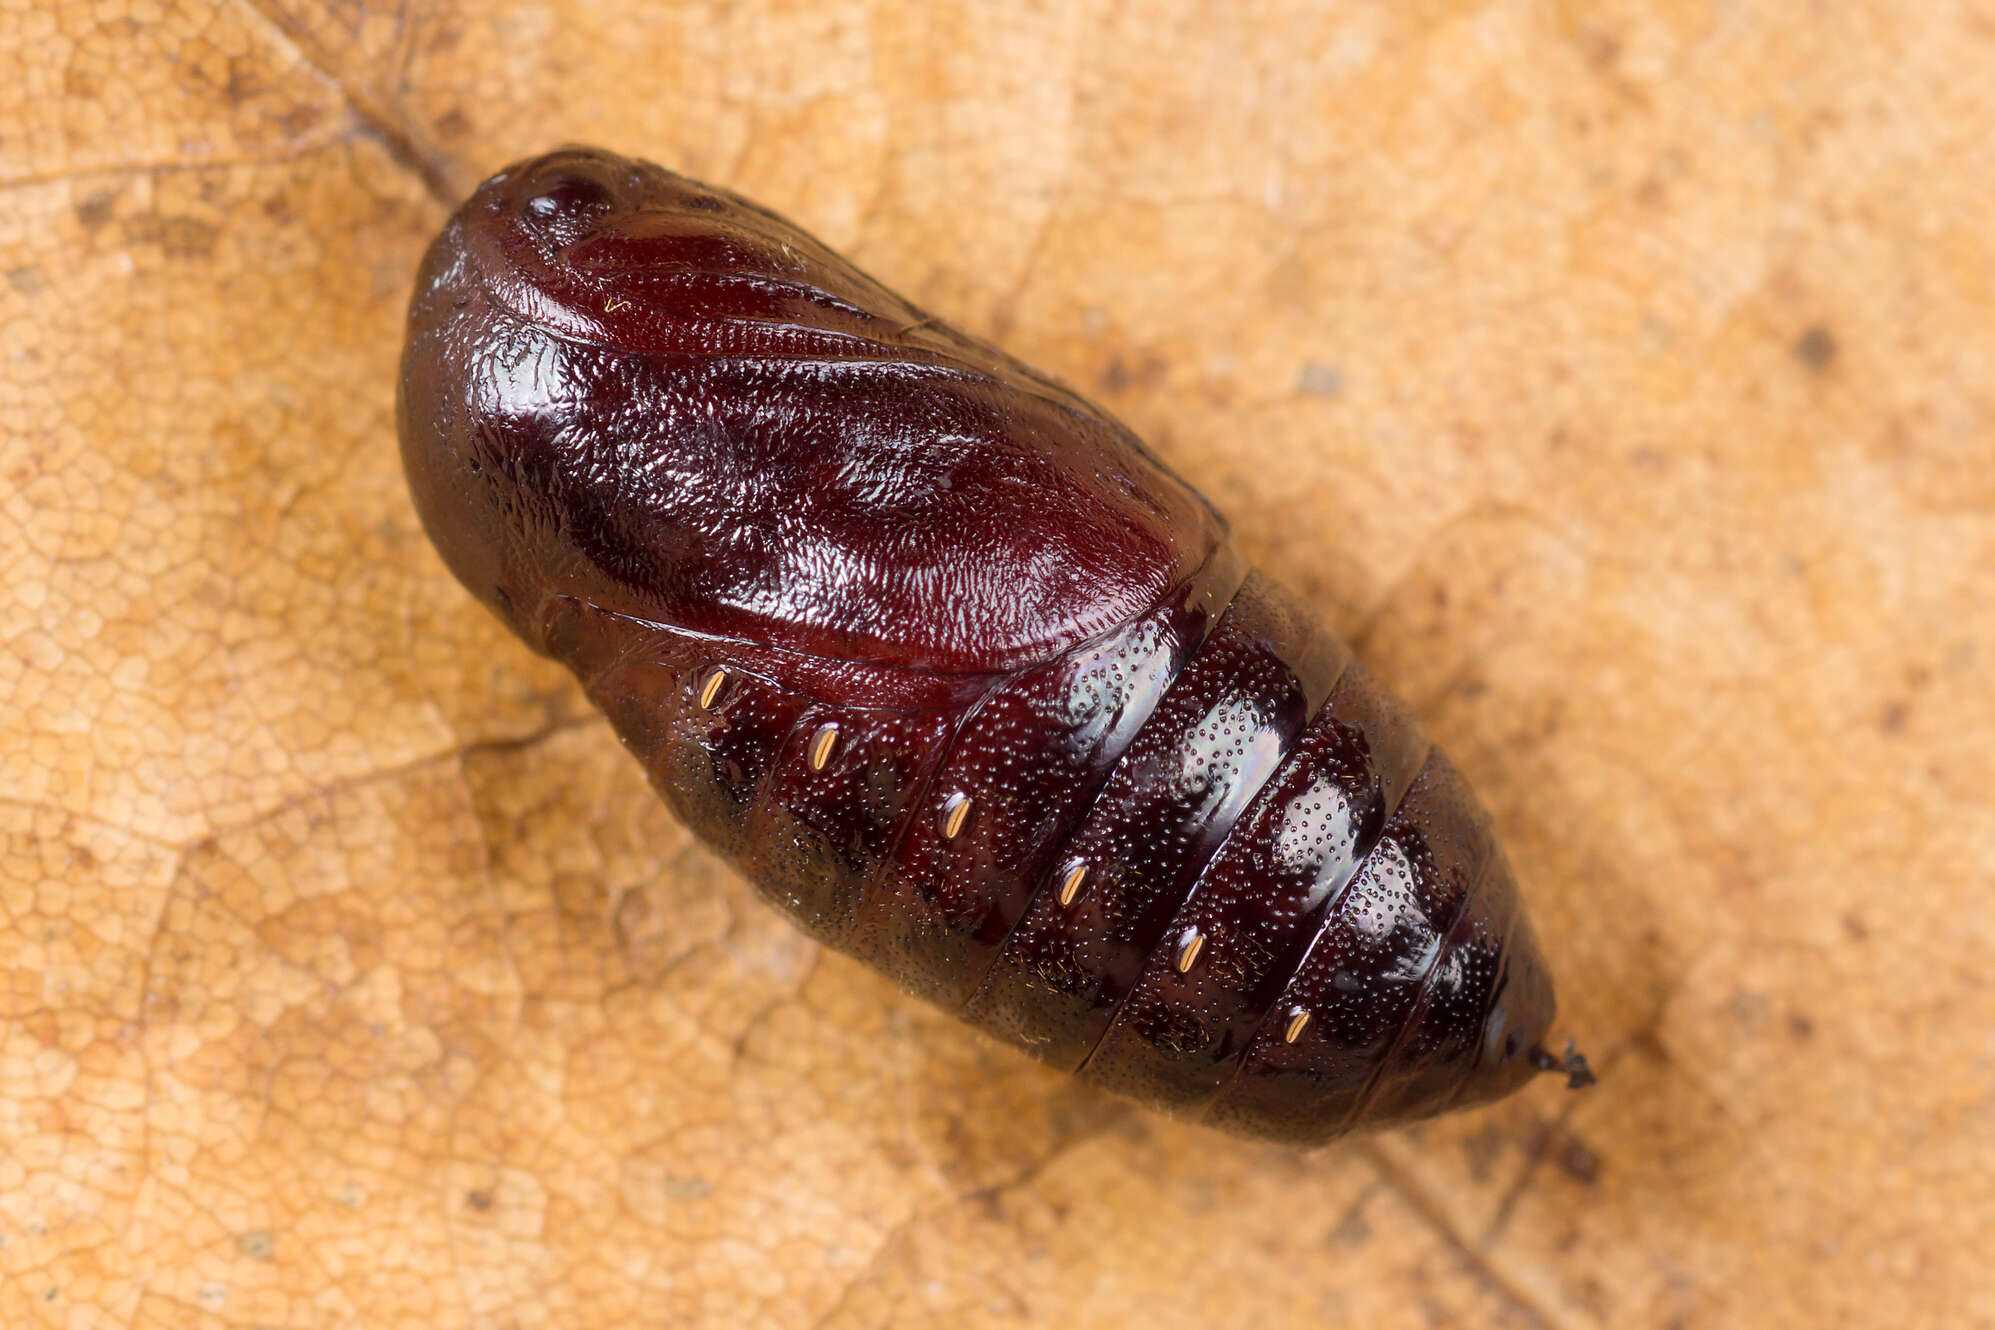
[1297,361,1344,397]
[1178,1176,1218,1212]
[1558,1137,1601,1186]
[465,1190,493,1211]
[1099,353,1165,395]
[224,65,260,104]
[661,1174,713,1200]
[1879,701,1907,735]
[1330,1201,1372,1246]
[1787,1012,1815,1041]
[7,266,44,295]
[235,1229,275,1261]
[121,214,219,261]
[276,104,322,139]
[1794,325,1838,373]
[75,190,118,231]
[1728,988,1771,1032]
[1842,913,1869,942]
[1460,1121,1506,1183]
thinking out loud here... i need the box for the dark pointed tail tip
[1530,1039,1597,1091]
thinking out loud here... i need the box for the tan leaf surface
[4,4,1991,1328]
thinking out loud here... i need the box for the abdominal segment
[565,559,1529,1144]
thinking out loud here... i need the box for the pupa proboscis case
[396,146,1593,1145]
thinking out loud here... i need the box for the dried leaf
[5,4,1992,1328]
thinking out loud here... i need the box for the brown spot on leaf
[75,190,118,232]
[1297,361,1344,396]
[1558,1136,1601,1185]
[1330,1199,1372,1246]
[224,58,262,104]
[1099,353,1165,395]
[1461,1121,1507,1183]
[277,103,326,139]
[661,1174,712,1200]
[1729,989,1772,1034]
[1795,325,1839,372]
[127,215,220,260]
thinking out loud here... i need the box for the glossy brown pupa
[397,147,1592,1145]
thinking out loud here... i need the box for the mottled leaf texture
[3,4,1992,1330]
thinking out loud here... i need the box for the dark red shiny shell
[397,147,1580,1144]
